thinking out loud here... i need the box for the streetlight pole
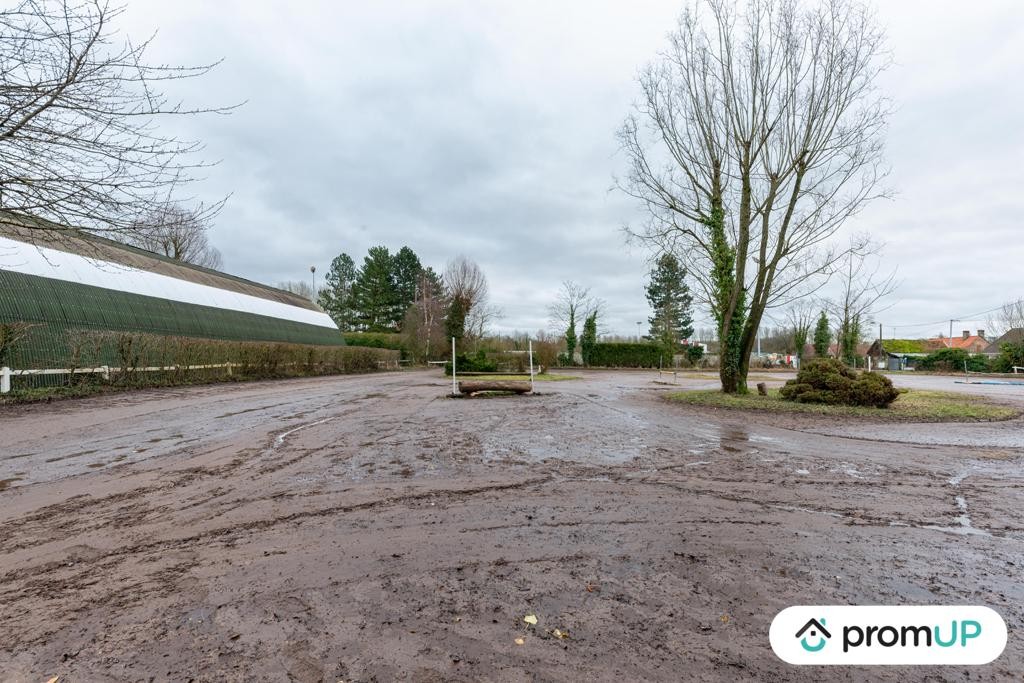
[310,265,317,302]
[636,321,642,342]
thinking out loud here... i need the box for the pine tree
[391,246,423,329]
[645,254,694,356]
[813,311,831,357]
[351,246,397,332]
[317,252,357,331]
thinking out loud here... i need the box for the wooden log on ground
[458,380,532,395]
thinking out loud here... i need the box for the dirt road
[1,370,1022,681]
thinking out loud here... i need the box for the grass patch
[665,388,1018,422]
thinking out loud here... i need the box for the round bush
[780,358,899,408]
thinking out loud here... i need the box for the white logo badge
[770,606,1006,665]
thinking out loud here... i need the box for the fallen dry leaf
[523,614,538,625]
[551,628,570,639]
[44,677,59,683]
[720,614,730,623]
[514,637,525,645]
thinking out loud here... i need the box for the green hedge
[2,327,399,394]
[444,351,498,375]
[587,342,664,368]
[342,332,407,358]
[992,341,1024,373]
[916,348,991,372]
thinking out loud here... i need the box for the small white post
[101,365,110,382]
[528,340,535,393]
[1,367,10,394]
[867,356,871,372]
[451,336,457,395]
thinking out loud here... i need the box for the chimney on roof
[962,330,970,339]
[978,329,985,339]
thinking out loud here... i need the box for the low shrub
[685,344,705,365]
[587,342,663,368]
[780,358,899,408]
[916,348,990,372]
[992,341,1024,373]
[444,350,498,375]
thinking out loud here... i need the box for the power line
[888,303,1006,331]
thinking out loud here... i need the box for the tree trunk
[458,380,532,395]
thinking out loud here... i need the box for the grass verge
[665,388,1019,422]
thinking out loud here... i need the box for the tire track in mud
[0,475,555,587]
[0,382,442,553]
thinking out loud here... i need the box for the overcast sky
[125,0,1024,339]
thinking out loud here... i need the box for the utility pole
[879,322,882,342]
[949,319,954,348]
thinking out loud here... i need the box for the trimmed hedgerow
[916,348,991,373]
[780,358,899,408]
[587,342,664,368]
[2,327,399,395]
[342,332,408,359]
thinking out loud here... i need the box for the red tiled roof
[926,336,988,352]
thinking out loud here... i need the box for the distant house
[982,328,1024,356]
[868,330,989,370]
[866,338,933,371]
[926,330,988,354]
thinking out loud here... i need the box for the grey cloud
[124,0,1024,337]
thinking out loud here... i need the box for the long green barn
[0,221,343,376]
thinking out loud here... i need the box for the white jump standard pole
[451,336,457,396]
[528,340,535,393]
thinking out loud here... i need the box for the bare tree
[443,255,491,348]
[0,0,235,242]
[987,298,1024,338]
[619,0,890,392]
[277,280,314,301]
[403,267,448,361]
[785,300,818,361]
[547,280,603,362]
[462,303,501,345]
[122,205,223,269]
[547,281,603,331]
[827,241,898,365]
[443,256,489,313]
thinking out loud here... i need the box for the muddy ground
[1,370,1022,682]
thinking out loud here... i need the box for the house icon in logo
[796,618,831,652]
